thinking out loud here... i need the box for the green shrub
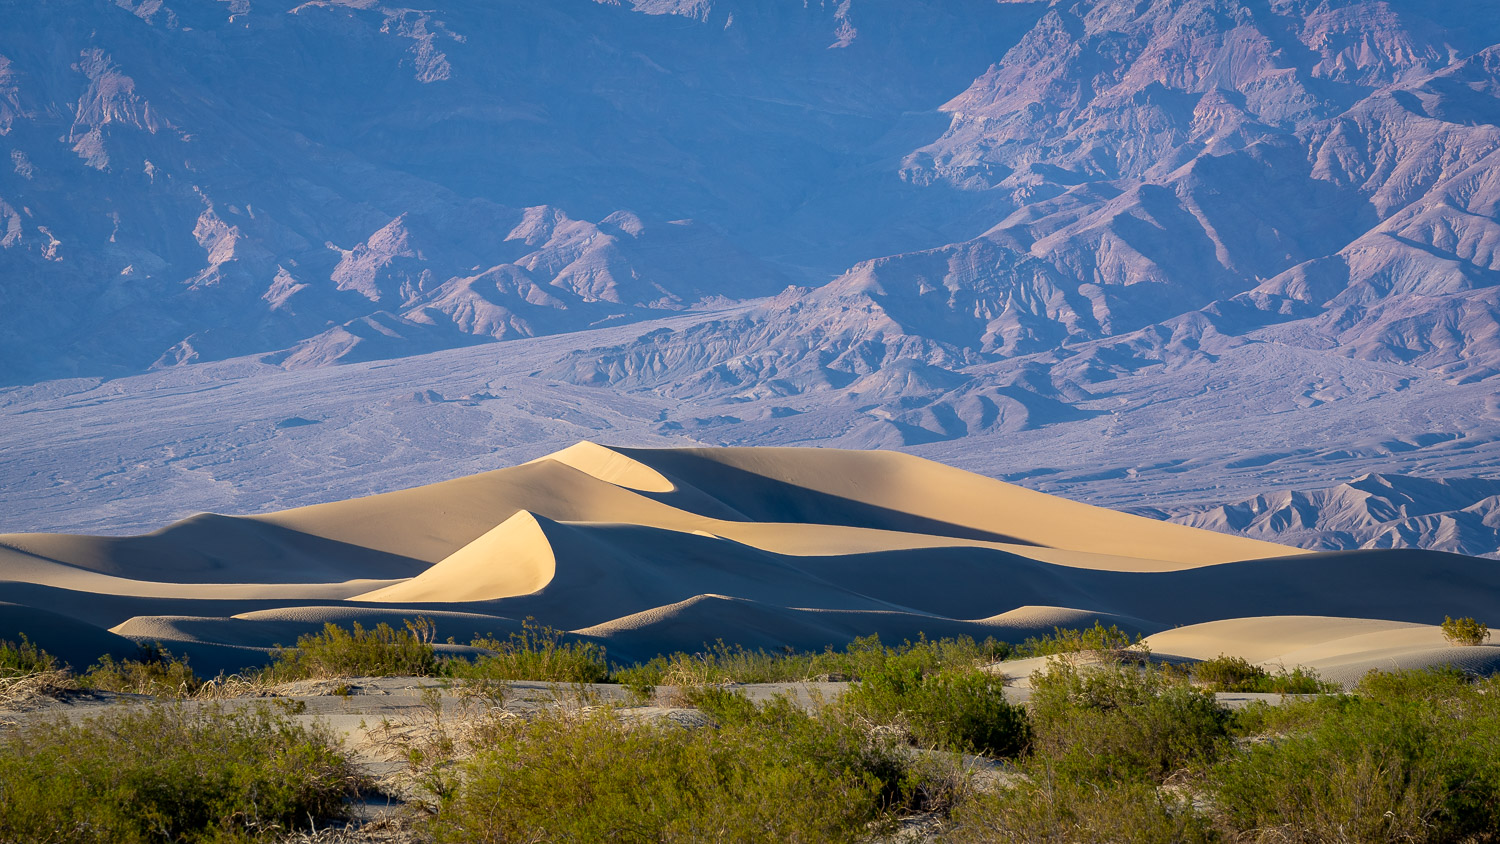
[1355,663,1476,702]
[680,683,762,723]
[0,634,59,677]
[430,702,916,843]
[612,662,661,700]
[948,768,1217,844]
[1028,659,1231,785]
[1227,694,1350,738]
[1208,667,1500,842]
[1015,622,1139,659]
[1192,654,1265,691]
[81,644,204,697]
[1441,615,1490,646]
[0,702,362,843]
[262,617,439,681]
[451,618,609,684]
[1192,654,1333,694]
[842,658,1029,758]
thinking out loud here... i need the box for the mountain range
[4,0,1500,557]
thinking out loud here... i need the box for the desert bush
[1209,667,1500,843]
[1441,615,1490,646]
[0,634,59,677]
[841,658,1030,758]
[429,700,917,843]
[1015,622,1140,659]
[947,767,1217,844]
[263,617,439,681]
[81,643,204,697]
[1028,659,1231,785]
[1192,654,1333,694]
[1354,663,1480,701]
[451,618,609,684]
[0,702,362,843]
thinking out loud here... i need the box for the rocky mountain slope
[555,0,1500,421]
[0,0,1035,382]
[1132,474,1500,559]
[4,0,1500,560]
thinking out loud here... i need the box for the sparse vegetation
[947,771,1217,844]
[1014,622,1141,659]
[8,621,1500,842]
[1028,658,1233,785]
[1191,654,1334,694]
[1207,667,1500,843]
[0,635,74,709]
[0,634,58,677]
[842,657,1030,757]
[450,617,610,684]
[0,702,363,843]
[262,617,441,681]
[81,643,205,697]
[612,633,1010,690]
[429,696,922,844]
[1441,614,1491,646]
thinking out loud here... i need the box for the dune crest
[355,510,557,604]
[532,441,677,494]
[2,442,1495,679]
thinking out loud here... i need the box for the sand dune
[0,443,1494,679]
[1142,616,1500,687]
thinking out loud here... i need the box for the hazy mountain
[548,0,1500,454]
[1133,474,1500,559]
[5,0,1500,561]
[0,0,1036,383]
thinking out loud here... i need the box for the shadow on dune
[610,449,1043,546]
[0,515,431,584]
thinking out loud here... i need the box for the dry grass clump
[368,684,518,803]
[279,813,432,844]
[0,636,76,711]
[0,669,77,713]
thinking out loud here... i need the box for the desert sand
[2,443,1497,680]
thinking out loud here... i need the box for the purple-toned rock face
[5,0,1497,389]
[3,0,1500,556]
[0,0,1032,383]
